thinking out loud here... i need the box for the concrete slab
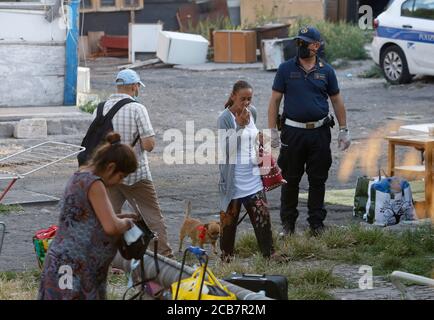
[0,106,92,138]
[0,106,90,122]
[14,118,47,139]
[174,62,263,71]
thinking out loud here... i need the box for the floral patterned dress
[38,171,119,300]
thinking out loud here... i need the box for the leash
[236,211,249,226]
[122,240,160,300]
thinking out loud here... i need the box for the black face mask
[297,40,315,59]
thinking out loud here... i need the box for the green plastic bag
[353,176,371,219]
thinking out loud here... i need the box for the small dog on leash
[178,200,221,255]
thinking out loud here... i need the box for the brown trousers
[108,179,173,257]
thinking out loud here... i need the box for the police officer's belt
[285,115,329,129]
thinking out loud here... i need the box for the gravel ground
[0,57,433,299]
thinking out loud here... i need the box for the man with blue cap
[267,26,351,237]
[94,69,174,258]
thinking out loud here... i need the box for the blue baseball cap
[115,69,145,87]
[294,26,322,43]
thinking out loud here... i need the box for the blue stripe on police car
[377,26,434,44]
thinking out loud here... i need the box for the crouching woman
[218,80,276,262]
[38,132,138,300]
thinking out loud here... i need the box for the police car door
[402,0,434,71]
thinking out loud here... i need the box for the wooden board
[213,30,257,63]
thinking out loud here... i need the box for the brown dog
[178,200,221,254]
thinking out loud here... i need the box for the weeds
[359,65,383,79]
[79,100,99,114]
[289,18,369,63]
[0,203,23,215]
[185,16,238,41]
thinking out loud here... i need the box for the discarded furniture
[399,123,434,135]
[390,271,434,300]
[157,31,209,65]
[385,135,434,218]
[0,222,5,256]
[213,30,257,63]
[99,35,128,57]
[128,23,163,63]
[0,141,85,205]
[249,23,290,56]
[261,37,296,70]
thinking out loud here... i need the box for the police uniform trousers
[277,124,332,228]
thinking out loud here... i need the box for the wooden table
[385,135,434,218]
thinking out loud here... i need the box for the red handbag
[258,146,287,192]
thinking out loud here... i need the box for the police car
[371,0,434,84]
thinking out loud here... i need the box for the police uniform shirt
[272,57,340,123]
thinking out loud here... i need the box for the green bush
[289,18,369,63]
[79,101,99,114]
[184,16,238,41]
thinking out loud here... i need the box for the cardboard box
[156,31,209,65]
[213,30,257,63]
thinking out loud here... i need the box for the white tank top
[230,112,264,199]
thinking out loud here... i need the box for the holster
[324,114,335,128]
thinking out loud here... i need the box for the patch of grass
[0,269,129,300]
[281,235,327,260]
[320,226,357,249]
[359,65,383,79]
[294,268,346,289]
[0,269,40,300]
[234,232,260,258]
[287,285,335,300]
[79,100,99,114]
[0,203,23,215]
[288,18,368,63]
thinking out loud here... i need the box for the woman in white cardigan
[217,80,276,262]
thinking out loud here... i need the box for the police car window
[413,0,434,19]
[401,0,415,17]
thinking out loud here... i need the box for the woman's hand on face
[235,107,250,127]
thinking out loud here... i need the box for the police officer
[267,26,351,236]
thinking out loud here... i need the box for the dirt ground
[1,57,434,277]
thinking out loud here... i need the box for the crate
[213,30,257,63]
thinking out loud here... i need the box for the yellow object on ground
[171,265,236,300]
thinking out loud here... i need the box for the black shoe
[279,221,296,237]
[309,224,325,237]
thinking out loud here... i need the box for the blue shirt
[272,57,340,122]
